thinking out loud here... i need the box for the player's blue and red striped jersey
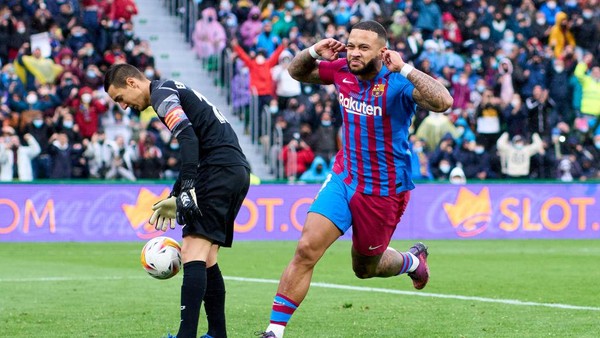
[319,59,416,196]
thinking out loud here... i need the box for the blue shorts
[309,172,411,256]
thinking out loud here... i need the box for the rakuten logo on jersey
[338,93,382,116]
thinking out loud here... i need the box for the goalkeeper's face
[107,77,151,112]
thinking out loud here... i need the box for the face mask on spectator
[87,70,96,78]
[145,69,155,78]
[63,120,74,128]
[33,119,43,128]
[26,94,38,104]
[583,11,593,20]
[474,147,484,154]
[547,1,556,9]
[65,78,73,85]
[514,143,524,150]
[566,0,577,6]
[440,164,451,174]
[255,55,265,64]
[81,93,92,104]
[269,105,278,114]
[554,65,564,73]
[476,85,486,93]
[480,31,490,40]
[86,48,94,56]
[170,143,179,150]
[321,120,331,127]
[413,146,423,153]
[62,58,72,65]
[536,18,546,25]
[284,15,292,22]
[17,26,25,34]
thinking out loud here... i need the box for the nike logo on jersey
[342,78,354,84]
[368,244,383,250]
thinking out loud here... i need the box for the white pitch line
[224,276,600,312]
[1,275,599,312]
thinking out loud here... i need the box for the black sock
[177,261,207,338]
[204,263,227,338]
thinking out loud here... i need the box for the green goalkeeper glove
[149,196,177,231]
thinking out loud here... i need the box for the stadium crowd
[1,0,600,183]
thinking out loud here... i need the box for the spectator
[70,86,108,139]
[414,0,443,40]
[389,10,412,43]
[449,166,466,184]
[231,38,287,140]
[503,94,528,138]
[415,110,459,151]
[281,131,314,181]
[271,49,301,111]
[272,10,297,39]
[409,137,433,180]
[497,58,515,107]
[475,89,503,150]
[0,130,41,181]
[238,6,263,50]
[83,130,111,179]
[548,11,576,59]
[105,134,136,181]
[546,58,575,125]
[308,111,337,163]
[109,0,138,22]
[24,111,54,179]
[572,7,599,55]
[539,1,562,26]
[162,137,181,180]
[574,54,600,122]
[47,132,74,179]
[193,7,226,70]
[299,155,329,183]
[136,132,163,179]
[525,85,555,139]
[230,60,251,134]
[15,45,63,92]
[497,132,543,179]
[429,134,457,180]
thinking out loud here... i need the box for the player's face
[107,78,149,112]
[346,29,385,76]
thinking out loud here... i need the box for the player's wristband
[400,64,414,77]
[308,45,320,59]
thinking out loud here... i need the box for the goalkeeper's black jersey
[149,79,249,169]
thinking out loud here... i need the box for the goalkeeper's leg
[177,235,212,338]
[203,245,227,338]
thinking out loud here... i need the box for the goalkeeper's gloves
[176,179,202,225]
[149,196,177,231]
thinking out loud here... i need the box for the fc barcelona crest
[372,84,385,97]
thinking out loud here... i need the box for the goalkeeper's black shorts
[182,165,250,247]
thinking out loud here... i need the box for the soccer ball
[140,236,182,280]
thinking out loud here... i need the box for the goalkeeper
[104,63,250,338]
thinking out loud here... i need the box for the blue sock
[396,252,414,275]
[269,293,299,327]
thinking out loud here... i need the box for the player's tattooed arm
[288,49,322,84]
[409,70,454,112]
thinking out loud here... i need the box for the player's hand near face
[313,38,346,61]
[381,49,406,72]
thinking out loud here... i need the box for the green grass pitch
[1,240,599,337]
